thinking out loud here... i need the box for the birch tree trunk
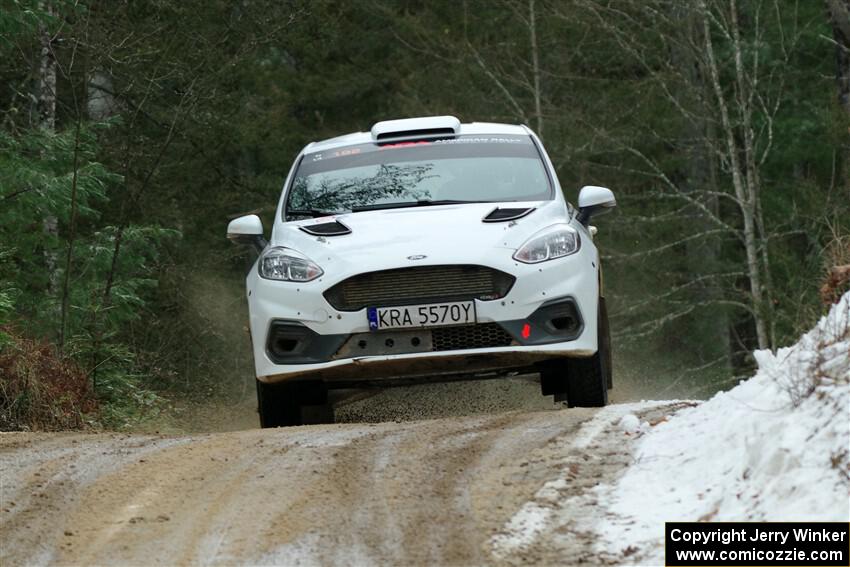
[673,1,733,370]
[729,0,776,348]
[37,1,60,310]
[700,0,771,350]
[36,3,56,131]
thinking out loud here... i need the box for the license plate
[367,301,476,331]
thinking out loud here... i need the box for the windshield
[284,134,551,219]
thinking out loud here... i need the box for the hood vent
[299,220,352,237]
[482,207,535,223]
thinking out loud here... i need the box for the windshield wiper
[286,208,342,218]
[351,199,488,213]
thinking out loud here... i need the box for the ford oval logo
[407,255,427,261]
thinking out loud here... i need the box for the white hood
[271,200,570,277]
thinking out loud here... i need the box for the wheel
[256,380,333,428]
[538,296,611,407]
[566,297,610,406]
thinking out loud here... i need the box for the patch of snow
[595,292,850,564]
[571,402,657,449]
[618,414,643,434]
[256,531,376,566]
[489,401,669,558]
[288,427,370,448]
[490,501,554,558]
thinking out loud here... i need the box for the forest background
[1,0,847,430]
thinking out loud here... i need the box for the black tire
[256,380,333,428]
[566,297,610,407]
[538,296,611,407]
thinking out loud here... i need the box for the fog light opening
[550,316,576,331]
[521,323,531,339]
[274,337,299,352]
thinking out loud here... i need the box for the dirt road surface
[1,380,682,566]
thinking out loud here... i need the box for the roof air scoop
[299,220,352,237]
[371,116,461,142]
[482,207,536,223]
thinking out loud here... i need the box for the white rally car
[227,116,616,427]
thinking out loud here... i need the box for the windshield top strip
[296,136,539,177]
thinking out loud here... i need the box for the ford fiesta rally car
[227,116,617,427]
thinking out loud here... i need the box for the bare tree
[557,0,811,352]
[699,0,773,349]
[391,0,547,136]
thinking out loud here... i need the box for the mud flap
[538,360,569,397]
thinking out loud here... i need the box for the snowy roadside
[592,292,849,564]
[490,293,849,565]
[488,402,676,562]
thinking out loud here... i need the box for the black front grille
[432,323,515,351]
[324,265,515,311]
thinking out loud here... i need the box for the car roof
[304,120,531,154]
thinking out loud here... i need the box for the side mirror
[227,214,268,254]
[577,185,616,226]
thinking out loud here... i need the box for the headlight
[258,247,324,281]
[513,224,581,263]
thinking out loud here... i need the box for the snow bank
[597,293,850,563]
[489,402,671,560]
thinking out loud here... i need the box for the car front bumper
[247,244,600,385]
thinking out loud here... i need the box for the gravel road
[0,379,681,566]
